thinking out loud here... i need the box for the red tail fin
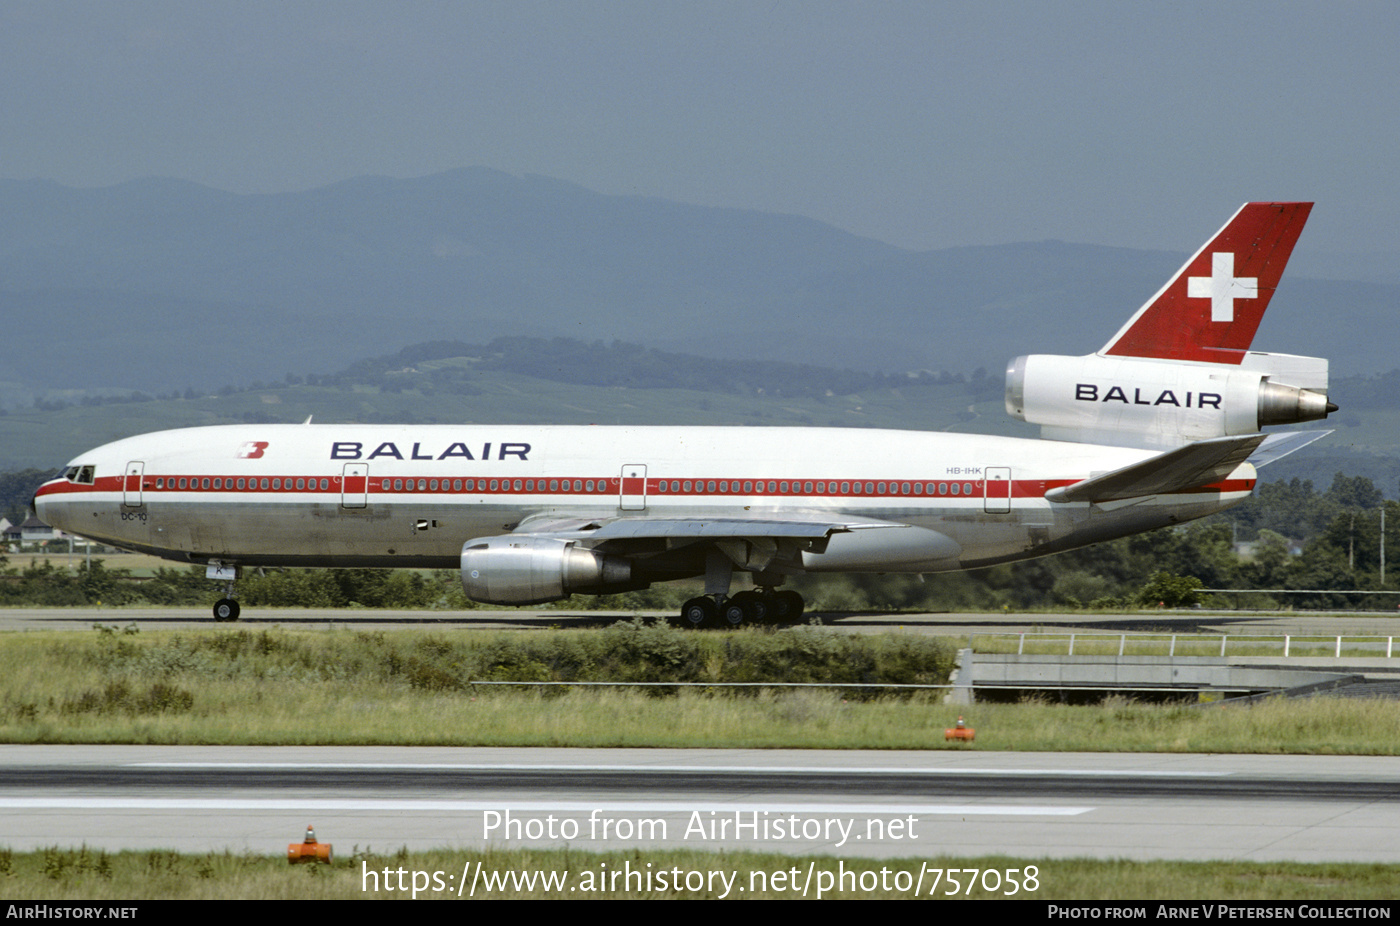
[1101,202,1312,364]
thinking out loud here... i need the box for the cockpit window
[65,466,96,485]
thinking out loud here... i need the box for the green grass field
[1,623,1398,753]
[5,846,1398,900]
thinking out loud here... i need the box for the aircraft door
[123,461,144,508]
[620,464,647,511]
[983,467,1011,514]
[341,463,368,509]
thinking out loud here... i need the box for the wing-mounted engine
[1005,351,1334,449]
[461,536,633,605]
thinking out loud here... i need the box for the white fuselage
[34,423,1254,578]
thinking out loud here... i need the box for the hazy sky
[2,1,1395,257]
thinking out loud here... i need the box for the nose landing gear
[207,562,241,622]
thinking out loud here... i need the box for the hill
[1,171,1391,401]
[3,335,1390,501]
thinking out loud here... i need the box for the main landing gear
[679,588,804,629]
[207,562,241,622]
[677,550,805,628]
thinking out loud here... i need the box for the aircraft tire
[213,598,241,622]
[720,592,751,627]
[680,596,717,629]
[724,591,766,627]
[767,590,804,624]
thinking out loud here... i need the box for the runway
[4,745,1400,863]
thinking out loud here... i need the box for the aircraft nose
[30,481,54,518]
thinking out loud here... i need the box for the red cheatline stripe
[38,474,1255,500]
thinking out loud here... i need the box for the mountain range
[2,169,1392,398]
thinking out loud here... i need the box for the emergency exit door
[620,465,647,510]
[983,467,1011,514]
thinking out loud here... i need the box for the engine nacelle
[1005,351,1333,448]
[460,536,633,605]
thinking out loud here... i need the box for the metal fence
[969,631,1399,659]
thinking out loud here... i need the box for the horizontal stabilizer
[1046,434,1265,504]
[1248,430,1331,468]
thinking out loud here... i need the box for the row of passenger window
[656,479,978,496]
[375,477,980,496]
[379,478,607,493]
[148,476,982,497]
[154,477,331,491]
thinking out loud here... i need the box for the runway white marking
[0,798,1092,816]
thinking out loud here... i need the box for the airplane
[34,202,1335,626]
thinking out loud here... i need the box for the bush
[1136,572,1205,608]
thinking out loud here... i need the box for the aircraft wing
[1045,434,1266,504]
[512,511,879,542]
[500,512,962,578]
[585,518,857,540]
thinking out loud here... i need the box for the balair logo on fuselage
[1075,384,1222,409]
[330,441,532,461]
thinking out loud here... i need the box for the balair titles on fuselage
[1074,384,1223,409]
[329,441,532,462]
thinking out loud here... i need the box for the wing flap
[1046,434,1265,504]
[511,512,874,542]
[586,517,851,540]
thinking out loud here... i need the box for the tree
[1325,473,1383,510]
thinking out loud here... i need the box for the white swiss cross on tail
[1187,252,1258,322]
[1100,202,1312,364]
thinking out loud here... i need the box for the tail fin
[1101,202,1312,364]
[1005,201,1332,449]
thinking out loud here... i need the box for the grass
[1,623,1399,752]
[3,551,191,577]
[3,847,1398,900]
[955,696,1400,754]
[12,685,1400,753]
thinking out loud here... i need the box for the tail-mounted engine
[1005,351,1334,449]
[460,536,633,605]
